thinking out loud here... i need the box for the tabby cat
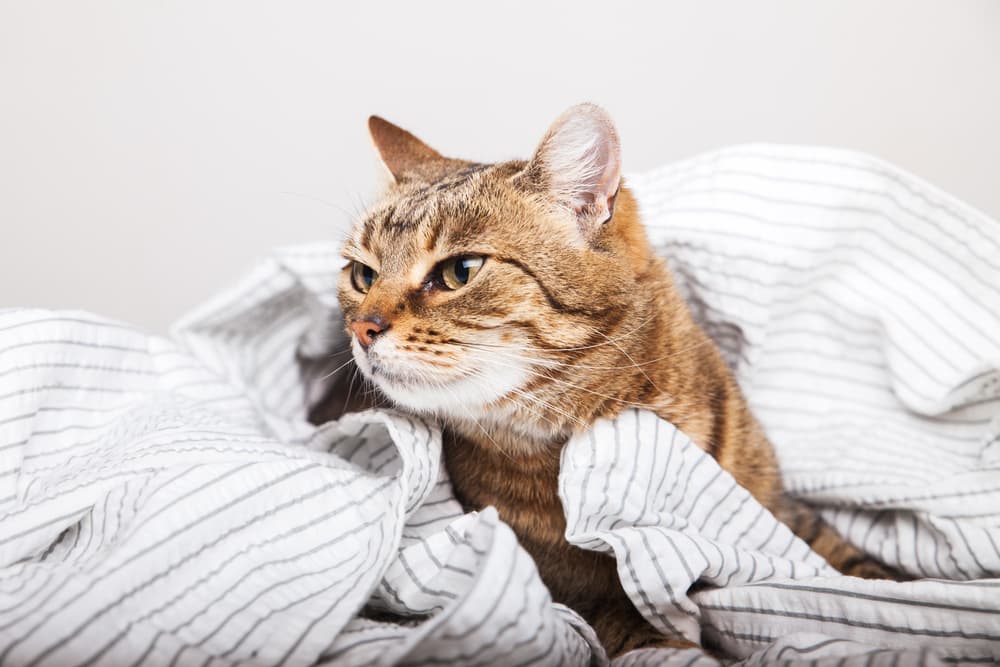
[316,104,896,656]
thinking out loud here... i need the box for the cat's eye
[440,256,485,290]
[350,262,378,293]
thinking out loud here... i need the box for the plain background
[2,1,998,334]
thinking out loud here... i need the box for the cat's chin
[368,371,518,418]
[351,341,529,418]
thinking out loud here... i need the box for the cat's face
[338,105,654,442]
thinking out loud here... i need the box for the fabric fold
[2,144,998,665]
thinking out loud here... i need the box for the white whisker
[318,355,362,382]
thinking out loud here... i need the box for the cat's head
[339,104,661,447]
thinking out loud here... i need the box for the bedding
[1,145,998,666]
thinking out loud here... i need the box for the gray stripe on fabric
[949,519,992,575]
[701,603,1000,640]
[0,316,140,338]
[723,149,1000,251]
[77,549,361,667]
[697,478,738,532]
[11,464,331,665]
[232,537,380,666]
[0,361,154,382]
[608,411,645,531]
[591,419,620,533]
[396,550,458,600]
[438,525,518,642]
[0,509,88,548]
[647,425,678,518]
[667,231,990,382]
[669,243,968,378]
[743,582,1000,614]
[96,485,396,667]
[664,184,1000,295]
[400,564,539,667]
[0,339,148,358]
[601,531,685,638]
[666,455,707,516]
[572,431,599,537]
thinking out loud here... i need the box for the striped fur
[3,144,998,665]
[332,106,901,655]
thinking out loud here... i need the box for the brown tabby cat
[315,104,897,657]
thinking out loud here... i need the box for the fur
[315,104,900,657]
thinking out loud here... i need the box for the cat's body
[319,105,896,657]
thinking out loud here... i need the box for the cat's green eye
[351,262,378,293]
[440,256,485,290]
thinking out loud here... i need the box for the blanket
[1,145,998,666]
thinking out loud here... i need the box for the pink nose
[350,318,390,348]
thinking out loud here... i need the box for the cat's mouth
[367,359,435,386]
[352,337,457,390]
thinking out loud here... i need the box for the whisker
[461,352,661,413]
[450,313,659,354]
[460,368,567,432]
[579,320,665,397]
[318,355,361,382]
[279,190,355,217]
[446,336,718,373]
[436,375,517,463]
[342,363,361,413]
[461,362,590,430]
[518,364,660,412]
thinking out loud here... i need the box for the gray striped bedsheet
[1,145,998,666]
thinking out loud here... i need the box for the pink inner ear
[587,139,621,212]
[531,104,622,220]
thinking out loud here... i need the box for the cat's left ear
[368,116,447,183]
[516,103,622,243]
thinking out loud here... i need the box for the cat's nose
[350,317,391,349]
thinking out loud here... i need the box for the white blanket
[1,145,998,666]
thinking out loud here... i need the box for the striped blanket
[1,145,998,666]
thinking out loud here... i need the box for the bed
[1,145,998,666]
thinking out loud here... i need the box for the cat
[314,104,898,657]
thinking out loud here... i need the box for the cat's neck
[442,422,566,541]
[445,412,571,460]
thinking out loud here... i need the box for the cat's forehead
[348,161,523,272]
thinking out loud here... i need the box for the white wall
[2,1,997,333]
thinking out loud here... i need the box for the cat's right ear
[368,116,446,184]
[516,103,622,245]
